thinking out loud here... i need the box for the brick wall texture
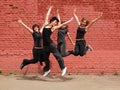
[0,0,120,75]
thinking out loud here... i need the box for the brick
[0,0,120,74]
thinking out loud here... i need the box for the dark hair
[50,17,59,23]
[32,24,40,31]
[81,17,89,26]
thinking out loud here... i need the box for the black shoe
[20,59,27,70]
[20,63,24,70]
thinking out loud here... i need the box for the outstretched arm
[86,12,103,30]
[39,25,44,33]
[52,17,73,32]
[44,6,53,26]
[40,6,53,33]
[73,8,81,26]
[67,32,75,45]
[18,19,33,33]
[57,9,61,25]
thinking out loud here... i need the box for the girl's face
[34,26,39,32]
[51,20,58,26]
[81,19,87,27]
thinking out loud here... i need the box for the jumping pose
[42,6,73,76]
[57,10,74,57]
[69,9,103,56]
[18,20,50,76]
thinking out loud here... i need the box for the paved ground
[0,74,120,90]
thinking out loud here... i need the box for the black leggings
[71,40,89,56]
[57,41,71,57]
[44,42,65,70]
[23,48,50,72]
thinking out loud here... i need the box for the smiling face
[50,17,59,26]
[32,24,40,32]
[34,26,39,32]
[50,20,58,26]
[81,18,89,27]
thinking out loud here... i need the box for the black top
[57,28,68,43]
[32,31,42,47]
[76,27,86,39]
[42,27,53,46]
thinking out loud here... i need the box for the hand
[73,8,76,14]
[57,9,59,14]
[70,17,74,21]
[100,12,103,17]
[49,6,53,9]
[97,12,103,19]
[73,43,75,46]
[18,19,23,23]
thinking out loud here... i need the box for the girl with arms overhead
[69,8,103,56]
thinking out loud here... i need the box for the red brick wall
[0,0,120,75]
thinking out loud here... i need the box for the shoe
[20,63,24,70]
[43,70,51,77]
[88,45,93,51]
[61,67,67,76]
[20,59,26,70]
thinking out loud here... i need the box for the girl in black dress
[42,6,73,76]
[69,8,103,56]
[18,19,50,76]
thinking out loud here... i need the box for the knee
[53,52,62,59]
[79,53,85,56]
[32,59,38,63]
[61,53,66,57]
[61,55,65,57]
[73,52,79,56]
[55,55,61,60]
[55,54,63,61]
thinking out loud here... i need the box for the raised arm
[86,12,103,29]
[39,25,44,33]
[18,19,33,33]
[67,32,75,45]
[57,9,61,25]
[73,8,81,26]
[44,6,53,26]
[52,17,73,32]
[39,6,53,33]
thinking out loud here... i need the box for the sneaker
[88,45,93,51]
[61,67,67,76]
[43,70,51,77]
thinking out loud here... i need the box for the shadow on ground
[16,74,74,82]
